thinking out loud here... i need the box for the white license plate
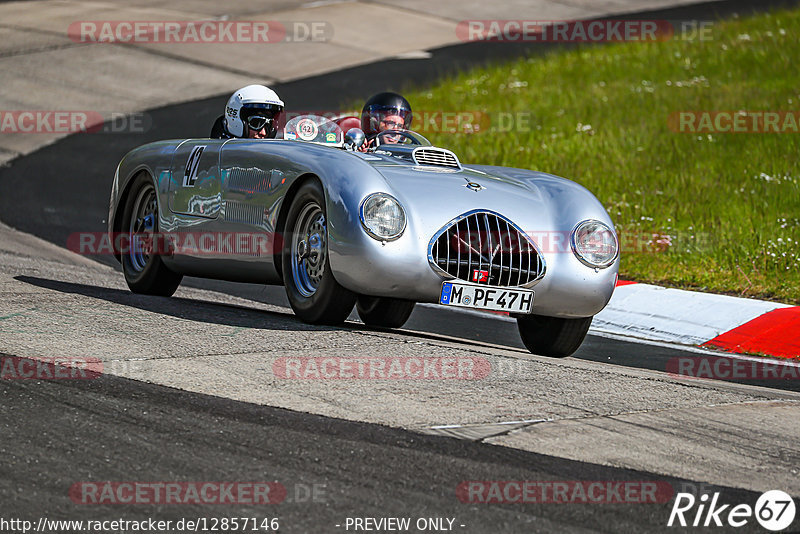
[439,282,534,313]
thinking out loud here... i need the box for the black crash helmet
[360,92,413,137]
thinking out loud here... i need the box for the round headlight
[571,220,618,268]
[360,193,406,241]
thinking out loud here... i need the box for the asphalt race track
[0,367,767,532]
[2,1,800,532]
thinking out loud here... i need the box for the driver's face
[379,113,404,143]
[379,113,404,132]
[248,126,269,139]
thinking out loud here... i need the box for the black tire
[120,174,182,296]
[282,180,356,325]
[516,314,593,358]
[356,296,415,328]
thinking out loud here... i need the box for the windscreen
[283,115,343,147]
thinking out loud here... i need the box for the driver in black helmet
[359,92,412,151]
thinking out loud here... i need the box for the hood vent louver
[412,147,461,170]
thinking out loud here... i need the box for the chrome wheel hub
[291,203,327,298]
[128,185,157,273]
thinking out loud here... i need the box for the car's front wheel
[282,180,356,325]
[120,174,182,296]
[356,296,415,328]
[516,314,593,358]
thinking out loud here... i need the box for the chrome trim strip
[516,226,523,287]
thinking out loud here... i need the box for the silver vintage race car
[108,115,619,357]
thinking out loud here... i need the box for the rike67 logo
[668,490,795,530]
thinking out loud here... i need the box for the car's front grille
[428,211,545,287]
[413,148,461,169]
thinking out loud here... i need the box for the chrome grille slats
[224,200,263,226]
[482,212,491,280]
[412,148,461,169]
[508,218,517,287]
[475,215,483,275]
[468,217,474,278]
[428,211,545,288]
[494,214,504,286]
[498,216,505,286]
[444,223,450,278]
[467,217,474,279]
[516,228,523,287]
[455,218,461,281]
[524,228,531,284]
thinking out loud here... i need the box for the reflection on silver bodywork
[186,195,222,217]
[226,166,271,194]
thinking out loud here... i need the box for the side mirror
[344,128,366,150]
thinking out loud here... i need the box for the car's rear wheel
[121,174,182,296]
[516,314,593,358]
[282,180,356,325]
[356,296,415,328]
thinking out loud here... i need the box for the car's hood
[372,162,538,222]
[360,156,605,241]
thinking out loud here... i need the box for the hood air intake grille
[413,148,461,169]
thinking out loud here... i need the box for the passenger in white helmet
[210,84,284,139]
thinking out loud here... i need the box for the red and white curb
[592,281,800,359]
[421,280,800,359]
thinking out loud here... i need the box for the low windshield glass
[283,115,343,147]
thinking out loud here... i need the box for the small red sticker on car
[472,269,489,283]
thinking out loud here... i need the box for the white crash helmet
[224,84,285,138]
